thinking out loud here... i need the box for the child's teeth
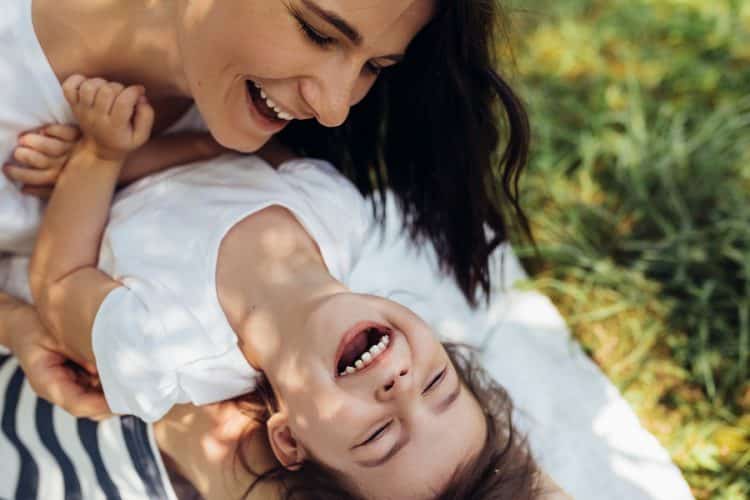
[338,333,392,377]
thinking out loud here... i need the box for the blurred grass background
[506,1,750,498]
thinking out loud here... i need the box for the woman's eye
[296,17,334,47]
[422,367,447,395]
[364,61,383,75]
[363,421,391,445]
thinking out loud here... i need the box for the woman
[1,0,529,399]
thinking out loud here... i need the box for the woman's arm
[118,131,227,186]
[29,75,154,365]
[0,291,29,349]
[0,291,112,418]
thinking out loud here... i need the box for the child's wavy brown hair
[235,343,541,500]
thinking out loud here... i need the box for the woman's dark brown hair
[236,343,540,500]
[277,0,530,306]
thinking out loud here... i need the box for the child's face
[176,0,434,153]
[258,294,487,499]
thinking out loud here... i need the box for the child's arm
[29,75,154,366]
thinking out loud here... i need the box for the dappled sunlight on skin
[260,224,300,259]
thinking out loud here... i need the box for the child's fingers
[42,124,80,142]
[105,81,125,98]
[78,77,107,107]
[18,134,72,159]
[132,97,155,146]
[3,164,59,186]
[93,83,117,115]
[61,74,86,106]
[111,85,145,125]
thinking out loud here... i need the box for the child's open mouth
[336,323,392,377]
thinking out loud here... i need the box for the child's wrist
[75,140,129,168]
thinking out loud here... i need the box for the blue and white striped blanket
[0,355,175,500]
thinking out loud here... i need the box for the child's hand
[3,125,80,199]
[62,75,154,162]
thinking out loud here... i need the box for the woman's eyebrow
[300,0,363,45]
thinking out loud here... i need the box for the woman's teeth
[339,334,391,377]
[251,81,293,121]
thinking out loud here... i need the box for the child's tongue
[340,334,369,370]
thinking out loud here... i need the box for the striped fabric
[0,355,177,500]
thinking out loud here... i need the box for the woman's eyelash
[423,367,447,394]
[295,16,334,47]
[364,421,391,444]
[365,62,383,75]
[292,13,382,75]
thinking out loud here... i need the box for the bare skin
[3,0,434,417]
[153,402,282,500]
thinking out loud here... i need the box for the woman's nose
[300,60,362,127]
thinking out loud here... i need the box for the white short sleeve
[92,286,182,422]
[93,277,255,422]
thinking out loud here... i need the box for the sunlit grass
[506,1,750,497]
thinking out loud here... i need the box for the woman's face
[177,0,434,152]
[256,294,487,499]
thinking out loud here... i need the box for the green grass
[505,1,750,497]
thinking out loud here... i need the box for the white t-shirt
[92,155,370,422]
[0,0,72,253]
[0,0,205,254]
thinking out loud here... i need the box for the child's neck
[154,402,281,500]
[216,206,347,370]
[32,0,189,98]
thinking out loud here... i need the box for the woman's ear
[267,411,306,470]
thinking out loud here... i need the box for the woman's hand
[10,304,112,420]
[2,124,81,200]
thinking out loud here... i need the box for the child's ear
[267,412,307,470]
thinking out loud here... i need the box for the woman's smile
[244,79,292,134]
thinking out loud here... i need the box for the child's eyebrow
[357,384,462,469]
[436,382,461,414]
[357,431,410,468]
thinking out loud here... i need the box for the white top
[0,0,205,254]
[92,155,370,422]
[0,196,694,499]
[0,0,72,253]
